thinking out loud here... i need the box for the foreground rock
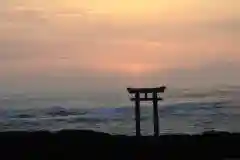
[0,130,240,159]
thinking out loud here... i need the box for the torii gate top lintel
[127,86,166,94]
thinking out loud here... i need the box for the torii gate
[127,86,166,137]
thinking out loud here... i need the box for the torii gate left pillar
[127,86,166,137]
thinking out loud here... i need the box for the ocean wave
[0,97,240,134]
[44,106,88,117]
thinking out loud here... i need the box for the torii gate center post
[127,86,166,137]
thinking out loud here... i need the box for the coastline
[0,130,239,159]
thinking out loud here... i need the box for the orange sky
[0,0,239,90]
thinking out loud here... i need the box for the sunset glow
[0,0,239,90]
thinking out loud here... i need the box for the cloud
[0,6,47,23]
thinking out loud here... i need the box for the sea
[0,85,240,135]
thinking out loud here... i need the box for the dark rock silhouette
[0,130,240,159]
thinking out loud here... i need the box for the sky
[0,0,239,95]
